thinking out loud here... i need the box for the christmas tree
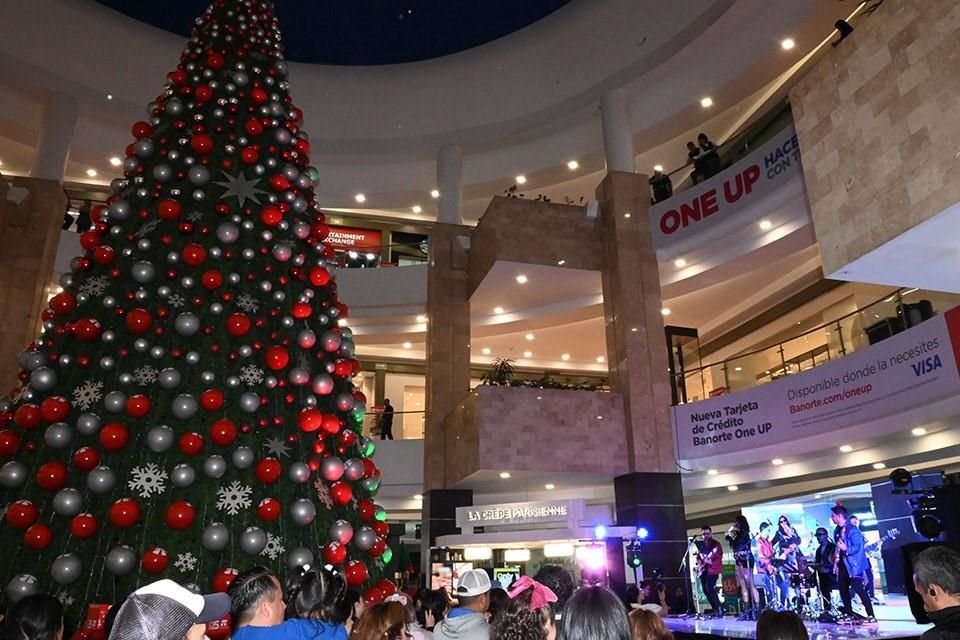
[0,0,395,618]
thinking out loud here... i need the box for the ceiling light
[402,342,412,349]
[631,327,638,332]
[707,469,718,476]
[772,458,784,466]
[354,193,366,203]
[523,351,532,358]
[781,38,796,50]
[109,157,122,167]
[557,259,566,266]
[411,205,422,213]
[416,314,427,323]
[758,219,773,230]
[653,164,664,172]
[504,549,531,563]
[86,169,98,177]
[912,427,927,436]
[814,494,823,499]
[493,306,504,315]
[430,189,440,198]
[674,258,686,268]
[515,274,528,284]
[661,308,671,316]
[873,462,886,470]
[624,213,631,218]
[545,483,555,490]
[525,333,534,341]
[567,160,579,170]
[544,543,574,558]
[700,97,714,108]
[734,366,742,372]
[839,445,853,453]
[515,175,527,185]
[0,160,4,166]
[596,356,605,363]
[727,485,739,492]
[561,354,570,361]
[464,547,492,561]
[499,472,511,479]
[481,347,491,355]
[596,415,603,420]
[106,93,113,100]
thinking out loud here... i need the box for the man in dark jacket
[832,505,876,623]
[914,546,960,640]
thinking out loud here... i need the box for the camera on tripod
[890,467,943,539]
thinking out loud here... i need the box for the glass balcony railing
[360,410,425,440]
[675,288,960,404]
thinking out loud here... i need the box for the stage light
[914,511,943,539]
[576,545,607,570]
[636,527,649,540]
[593,524,607,540]
[627,544,642,569]
[890,467,913,491]
[464,547,492,561]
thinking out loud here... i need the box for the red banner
[325,225,382,251]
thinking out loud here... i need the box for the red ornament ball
[320,414,341,436]
[35,461,68,491]
[357,499,376,523]
[200,388,225,412]
[73,318,102,342]
[72,446,100,472]
[108,498,141,528]
[368,539,387,558]
[344,560,369,587]
[191,134,214,155]
[254,458,282,484]
[209,418,237,446]
[376,579,397,597]
[207,52,225,70]
[13,404,41,430]
[178,432,205,456]
[323,541,347,565]
[6,500,39,529]
[213,567,239,593]
[165,500,196,531]
[131,121,153,138]
[69,513,98,539]
[39,396,70,423]
[309,266,331,286]
[265,346,289,371]
[125,394,151,418]
[202,269,224,291]
[24,523,53,550]
[372,521,390,538]
[291,302,311,319]
[141,547,169,575]
[157,199,182,222]
[330,481,353,506]
[257,497,281,522]
[99,423,129,451]
[225,313,252,337]
[49,291,76,316]
[0,429,20,456]
[260,205,282,227]
[297,408,322,433]
[125,308,153,334]
[363,587,385,605]
[181,243,208,267]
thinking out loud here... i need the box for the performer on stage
[814,527,836,613]
[772,515,801,608]
[831,505,877,624]
[755,522,777,610]
[727,516,760,620]
[696,526,725,618]
[850,515,881,606]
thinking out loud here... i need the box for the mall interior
[1,0,960,633]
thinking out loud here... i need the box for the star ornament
[264,436,291,458]
[214,170,269,207]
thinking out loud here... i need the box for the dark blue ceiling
[95,0,573,66]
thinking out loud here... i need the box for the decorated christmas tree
[0,0,394,620]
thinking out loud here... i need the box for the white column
[436,144,463,225]
[31,92,78,182]
[601,89,635,173]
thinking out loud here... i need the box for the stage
[663,596,931,640]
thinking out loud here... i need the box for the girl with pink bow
[491,577,558,640]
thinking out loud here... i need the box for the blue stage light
[636,527,649,540]
[593,524,607,540]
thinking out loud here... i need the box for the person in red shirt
[696,526,725,618]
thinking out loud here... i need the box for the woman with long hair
[491,577,557,640]
[727,515,761,619]
[1,594,64,640]
[627,609,672,640]
[558,587,630,640]
[351,603,409,640]
[771,515,801,608]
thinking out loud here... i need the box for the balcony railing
[675,287,960,404]
[361,409,425,440]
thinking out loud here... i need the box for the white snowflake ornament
[216,481,253,516]
[167,293,186,308]
[57,592,75,607]
[239,364,265,386]
[133,365,159,386]
[236,294,260,314]
[315,478,334,509]
[72,380,104,411]
[174,552,199,573]
[260,533,286,561]
[128,463,168,499]
[78,275,110,299]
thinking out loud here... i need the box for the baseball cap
[456,569,492,597]
[108,579,231,640]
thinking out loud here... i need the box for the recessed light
[561,354,570,361]
[781,38,796,50]
[557,259,566,266]
[700,97,714,108]
[430,189,440,198]
[661,308,671,316]
[0,159,4,166]
[567,160,579,170]
[481,347,491,355]
[545,483,555,490]
[493,306,504,315]
[872,462,886,470]
[106,93,113,100]
[758,219,773,230]
[596,415,603,420]
[624,213,632,218]
[727,485,739,492]
[814,494,823,499]
[515,175,527,185]
[354,193,366,203]
[772,458,784,466]
[653,164,664,172]
[411,205,422,213]
[734,366,742,372]
[631,327,638,332]
[523,351,533,358]
[415,314,427,323]
[596,356,605,363]
[515,274,528,284]
[674,258,686,268]
[109,157,122,167]
[402,342,412,349]
[707,469,718,476]
[524,333,534,341]
[911,427,927,436]
[839,445,853,453]
[86,169,98,177]
[499,472,511,479]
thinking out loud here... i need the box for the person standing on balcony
[649,168,673,204]
[686,142,704,184]
[379,398,395,440]
[697,133,721,179]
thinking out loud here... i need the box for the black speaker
[901,542,945,624]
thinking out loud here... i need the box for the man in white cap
[433,569,491,640]
[108,578,231,640]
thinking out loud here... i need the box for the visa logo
[911,355,942,377]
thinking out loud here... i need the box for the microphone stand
[677,537,702,619]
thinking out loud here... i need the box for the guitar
[697,543,721,576]
[865,528,899,554]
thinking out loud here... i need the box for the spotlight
[636,527,649,540]
[593,524,607,540]
[627,543,642,569]
[913,509,943,540]
[890,467,913,492]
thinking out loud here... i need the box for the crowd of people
[647,132,722,205]
[2,544,960,640]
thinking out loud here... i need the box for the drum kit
[770,553,834,621]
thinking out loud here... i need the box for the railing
[333,242,428,269]
[361,409,425,440]
[675,287,960,404]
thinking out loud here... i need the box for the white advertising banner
[673,307,960,462]
[649,125,801,250]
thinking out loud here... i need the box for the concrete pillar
[601,90,635,174]
[424,223,471,490]
[31,92,78,182]
[436,145,463,226]
[596,171,674,472]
